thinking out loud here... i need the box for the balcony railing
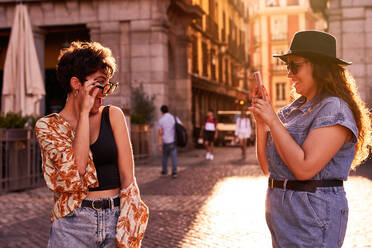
[206,15,219,42]
[271,33,287,41]
[228,35,246,64]
[272,63,287,73]
[287,0,299,6]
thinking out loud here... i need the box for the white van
[216,110,255,146]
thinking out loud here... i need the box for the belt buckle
[92,200,102,211]
[269,178,274,189]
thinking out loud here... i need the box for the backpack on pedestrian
[174,116,188,147]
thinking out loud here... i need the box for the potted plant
[131,85,156,128]
[130,85,156,158]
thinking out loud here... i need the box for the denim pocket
[303,192,328,228]
[64,209,76,218]
[338,208,348,246]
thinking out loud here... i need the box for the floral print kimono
[35,113,149,247]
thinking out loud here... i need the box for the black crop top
[89,106,121,191]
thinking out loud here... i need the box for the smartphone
[253,71,264,99]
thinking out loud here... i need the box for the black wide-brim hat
[273,30,351,66]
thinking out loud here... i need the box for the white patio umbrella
[2,4,45,116]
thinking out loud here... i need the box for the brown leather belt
[81,197,120,210]
[268,178,343,193]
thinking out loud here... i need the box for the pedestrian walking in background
[252,30,371,247]
[235,110,252,159]
[35,41,148,247]
[158,105,182,178]
[200,109,218,160]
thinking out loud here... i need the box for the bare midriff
[86,187,120,198]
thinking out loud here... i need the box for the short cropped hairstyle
[160,105,169,113]
[56,41,117,94]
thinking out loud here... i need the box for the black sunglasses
[94,82,119,95]
[286,61,307,75]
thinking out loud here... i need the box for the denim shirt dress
[265,95,358,248]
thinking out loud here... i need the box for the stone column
[365,7,372,106]
[171,33,192,142]
[33,26,46,116]
[119,22,131,109]
[130,19,169,155]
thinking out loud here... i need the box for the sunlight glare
[180,175,372,248]
[181,176,272,247]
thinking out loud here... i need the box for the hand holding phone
[253,71,264,99]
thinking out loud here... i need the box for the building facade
[0,0,252,153]
[248,0,326,111]
[0,0,203,154]
[189,0,250,133]
[327,0,372,107]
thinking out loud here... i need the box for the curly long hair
[56,41,117,94]
[310,59,371,168]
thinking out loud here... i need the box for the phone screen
[253,71,264,99]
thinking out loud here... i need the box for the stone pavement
[1,146,372,247]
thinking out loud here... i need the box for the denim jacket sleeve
[309,97,358,143]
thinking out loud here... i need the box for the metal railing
[272,63,287,72]
[271,33,287,41]
[0,129,43,195]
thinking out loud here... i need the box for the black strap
[268,178,343,193]
[103,105,110,124]
[81,197,120,210]
[173,115,177,140]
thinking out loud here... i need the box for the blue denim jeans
[266,186,348,248]
[162,142,178,174]
[48,196,120,248]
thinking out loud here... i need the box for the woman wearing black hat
[251,30,371,247]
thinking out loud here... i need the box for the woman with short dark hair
[252,31,371,247]
[35,41,148,247]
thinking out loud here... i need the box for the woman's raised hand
[250,86,277,126]
[78,79,100,114]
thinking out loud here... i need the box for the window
[287,0,299,6]
[210,49,216,81]
[225,58,229,84]
[222,12,226,42]
[218,53,223,83]
[266,0,278,7]
[202,42,208,77]
[275,82,286,101]
[192,35,198,74]
[272,49,286,71]
[271,16,287,41]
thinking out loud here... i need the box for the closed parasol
[2,4,45,116]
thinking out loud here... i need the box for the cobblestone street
[0,146,372,247]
